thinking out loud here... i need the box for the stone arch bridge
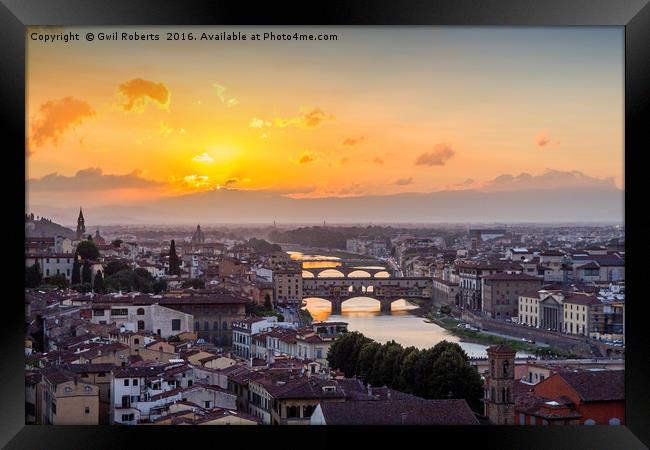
[301,266,391,278]
[303,277,432,314]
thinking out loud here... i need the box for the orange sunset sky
[26,26,624,210]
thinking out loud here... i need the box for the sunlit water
[293,252,530,359]
[303,297,494,358]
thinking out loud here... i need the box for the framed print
[3,0,649,448]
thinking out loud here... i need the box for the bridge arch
[302,270,315,278]
[374,271,390,278]
[317,269,345,278]
[347,270,372,278]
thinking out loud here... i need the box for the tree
[181,278,205,289]
[76,240,100,260]
[326,331,368,377]
[81,261,93,284]
[153,279,168,294]
[370,341,404,387]
[42,274,69,289]
[356,341,381,383]
[71,255,81,285]
[25,262,42,288]
[427,348,484,411]
[168,240,181,276]
[104,260,130,277]
[93,270,105,293]
[264,294,273,310]
[397,347,421,393]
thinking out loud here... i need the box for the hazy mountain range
[28,185,624,226]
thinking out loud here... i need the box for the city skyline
[27,26,624,222]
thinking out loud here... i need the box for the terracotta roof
[557,370,624,402]
[318,398,479,425]
[562,294,600,306]
[482,273,542,282]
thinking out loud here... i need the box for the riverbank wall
[460,310,601,358]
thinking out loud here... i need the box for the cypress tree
[25,262,42,288]
[93,270,105,293]
[168,240,181,275]
[71,252,81,285]
[82,261,93,284]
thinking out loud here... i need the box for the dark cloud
[117,78,170,111]
[30,97,95,147]
[343,136,366,146]
[298,152,319,164]
[393,177,413,186]
[28,167,163,192]
[415,144,455,166]
[224,177,239,187]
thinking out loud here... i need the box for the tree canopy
[326,332,484,411]
[76,240,100,260]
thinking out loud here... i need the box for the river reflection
[302,297,493,358]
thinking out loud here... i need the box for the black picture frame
[3,0,648,448]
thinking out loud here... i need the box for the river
[288,250,497,357]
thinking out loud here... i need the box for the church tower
[484,345,516,425]
[76,207,86,240]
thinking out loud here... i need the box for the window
[137,320,145,331]
[133,379,138,386]
[111,308,128,316]
[85,406,90,414]
[584,419,596,425]
[93,310,105,317]
[64,387,72,393]
[223,321,228,330]
[172,319,181,331]
[134,338,140,345]
[204,321,210,331]
[195,321,200,331]
[530,416,536,425]
[608,418,621,426]
[136,308,145,315]
[519,414,525,425]
[84,386,92,392]
[124,379,130,386]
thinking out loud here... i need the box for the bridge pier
[331,299,342,315]
[380,299,392,313]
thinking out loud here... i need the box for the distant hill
[25,217,75,239]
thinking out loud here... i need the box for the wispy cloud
[213,83,238,107]
[343,136,366,146]
[171,174,213,190]
[117,78,170,112]
[535,131,560,147]
[415,144,455,166]
[297,151,320,164]
[30,97,95,147]
[372,157,384,165]
[250,108,334,129]
[192,152,214,163]
[393,177,413,186]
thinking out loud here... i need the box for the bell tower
[76,207,86,240]
[484,345,516,425]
